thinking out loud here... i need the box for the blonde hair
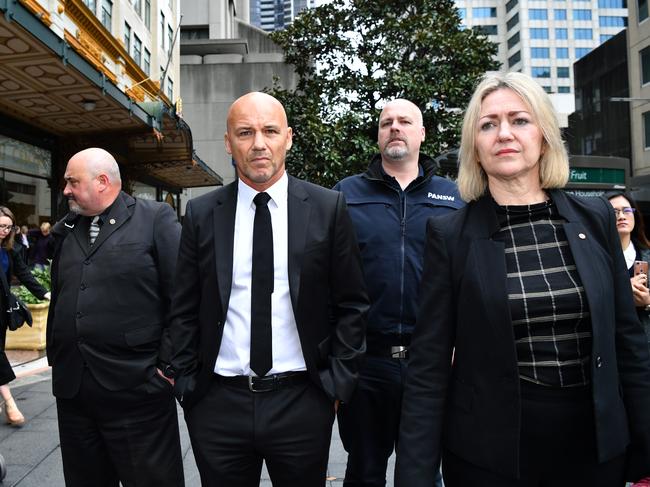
[458,72,569,202]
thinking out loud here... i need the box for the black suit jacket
[395,190,650,484]
[170,176,369,409]
[46,192,181,398]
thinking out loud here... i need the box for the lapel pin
[578,233,586,240]
[109,218,116,225]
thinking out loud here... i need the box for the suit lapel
[214,183,237,320]
[465,196,518,348]
[87,193,133,256]
[287,176,311,313]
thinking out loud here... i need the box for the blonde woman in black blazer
[395,72,650,487]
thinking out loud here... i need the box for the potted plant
[8,264,50,350]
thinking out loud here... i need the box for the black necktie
[251,192,273,377]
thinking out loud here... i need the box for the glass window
[532,67,551,78]
[83,0,97,13]
[508,50,521,67]
[507,13,519,30]
[168,25,174,55]
[508,32,520,49]
[474,25,498,36]
[145,0,151,29]
[573,9,592,20]
[144,48,151,75]
[601,34,614,42]
[642,46,650,84]
[555,9,567,19]
[645,112,650,149]
[101,0,112,31]
[576,47,592,58]
[133,34,142,67]
[160,12,165,49]
[133,0,141,16]
[531,47,550,58]
[529,9,548,20]
[598,0,626,6]
[167,78,173,101]
[473,7,497,17]
[641,0,649,22]
[457,8,466,20]
[575,28,593,39]
[599,16,627,27]
[124,22,131,53]
[506,0,518,13]
[557,47,569,58]
[542,87,553,94]
[531,28,549,39]
[557,66,570,77]
[556,28,568,39]
[558,86,571,93]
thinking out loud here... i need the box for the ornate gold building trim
[19,0,52,26]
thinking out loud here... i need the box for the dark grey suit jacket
[170,176,369,409]
[395,189,650,484]
[47,192,181,398]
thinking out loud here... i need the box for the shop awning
[0,0,222,191]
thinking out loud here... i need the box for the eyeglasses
[0,224,15,231]
[613,207,636,216]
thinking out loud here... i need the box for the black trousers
[56,368,184,487]
[337,355,442,487]
[442,382,626,487]
[185,376,335,487]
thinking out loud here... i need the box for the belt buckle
[391,346,408,359]
[248,375,273,393]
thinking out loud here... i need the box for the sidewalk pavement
[0,355,396,486]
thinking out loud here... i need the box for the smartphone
[634,261,649,286]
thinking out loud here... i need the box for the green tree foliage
[269,0,499,187]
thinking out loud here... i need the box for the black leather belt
[215,371,309,393]
[367,345,409,359]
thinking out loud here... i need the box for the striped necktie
[89,216,100,246]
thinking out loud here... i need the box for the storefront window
[0,136,52,226]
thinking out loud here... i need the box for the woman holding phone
[606,191,650,340]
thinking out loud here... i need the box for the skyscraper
[455,0,627,125]
[250,0,314,31]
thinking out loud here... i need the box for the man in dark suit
[47,148,184,487]
[169,92,369,487]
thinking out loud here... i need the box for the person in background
[396,72,650,486]
[28,221,53,269]
[15,225,30,264]
[606,191,650,338]
[0,206,49,426]
[334,99,461,487]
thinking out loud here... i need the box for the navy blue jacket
[334,154,464,346]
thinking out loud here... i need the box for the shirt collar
[238,171,288,209]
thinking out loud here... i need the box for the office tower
[455,0,627,124]
[250,0,315,31]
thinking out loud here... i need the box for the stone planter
[6,302,49,351]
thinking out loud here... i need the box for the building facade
[0,0,219,226]
[567,30,630,160]
[249,0,314,32]
[628,0,650,186]
[455,0,628,125]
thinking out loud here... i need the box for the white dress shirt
[214,172,307,376]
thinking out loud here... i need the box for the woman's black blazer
[395,189,650,485]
